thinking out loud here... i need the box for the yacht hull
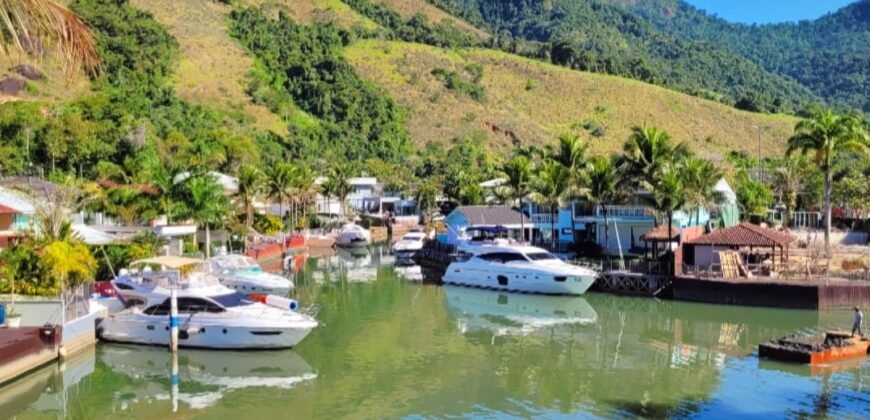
[98,314,316,349]
[442,265,596,295]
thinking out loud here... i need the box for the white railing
[530,214,553,223]
[575,205,654,219]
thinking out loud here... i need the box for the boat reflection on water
[443,285,598,338]
[308,246,395,283]
[0,346,96,418]
[101,344,316,412]
[393,264,423,281]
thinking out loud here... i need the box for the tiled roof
[0,176,60,197]
[686,222,796,247]
[455,205,530,226]
[641,224,681,242]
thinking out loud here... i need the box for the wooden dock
[593,271,672,297]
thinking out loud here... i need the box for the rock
[0,78,27,95]
[12,64,43,80]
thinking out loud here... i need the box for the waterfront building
[442,205,531,245]
[0,186,36,248]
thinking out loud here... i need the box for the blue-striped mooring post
[170,288,178,352]
[171,352,179,412]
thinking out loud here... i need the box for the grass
[248,0,379,30]
[0,53,92,104]
[345,40,798,159]
[130,0,288,134]
[373,0,489,40]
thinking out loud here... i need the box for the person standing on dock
[852,307,864,337]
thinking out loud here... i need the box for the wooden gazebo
[684,222,797,269]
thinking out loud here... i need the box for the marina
[2,246,869,418]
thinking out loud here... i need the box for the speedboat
[391,231,426,259]
[111,256,218,308]
[442,241,597,295]
[98,287,318,349]
[208,254,293,296]
[335,223,371,248]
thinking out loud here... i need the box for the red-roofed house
[683,223,797,271]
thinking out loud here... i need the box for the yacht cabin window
[525,252,559,261]
[477,252,528,263]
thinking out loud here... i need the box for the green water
[3,246,869,419]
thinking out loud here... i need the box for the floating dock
[759,331,870,364]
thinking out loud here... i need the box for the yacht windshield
[525,252,560,261]
[211,292,256,307]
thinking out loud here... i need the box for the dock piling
[169,289,178,352]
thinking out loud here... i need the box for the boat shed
[683,223,796,271]
[444,205,530,245]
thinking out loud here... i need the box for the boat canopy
[131,256,203,269]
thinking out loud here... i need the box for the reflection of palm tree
[787,109,867,255]
[0,0,100,78]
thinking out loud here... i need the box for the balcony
[530,214,554,224]
[574,205,654,219]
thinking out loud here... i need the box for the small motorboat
[335,223,371,248]
[391,231,426,258]
[208,254,293,296]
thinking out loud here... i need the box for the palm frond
[0,0,100,79]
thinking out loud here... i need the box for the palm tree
[620,126,691,187]
[683,157,724,226]
[644,164,688,252]
[293,166,317,228]
[553,133,590,173]
[266,162,294,218]
[0,0,100,78]
[320,177,339,218]
[787,109,868,255]
[329,163,354,219]
[177,175,229,259]
[532,161,574,248]
[236,165,264,230]
[501,155,532,241]
[414,179,439,225]
[586,156,620,254]
[771,157,803,228]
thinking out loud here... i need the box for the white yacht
[391,231,426,257]
[98,289,318,349]
[104,256,318,349]
[335,223,371,248]
[208,254,293,296]
[442,241,597,295]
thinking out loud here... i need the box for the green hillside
[429,0,848,114]
[603,0,870,112]
[344,40,796,158]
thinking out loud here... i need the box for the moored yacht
[391,230,426,262]
[335,223,371,248]
[103,256,318,349]
[442,241,597,295]
[208,254,293,296]
[98,287,317,349]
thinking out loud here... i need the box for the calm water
[3,246,869,419]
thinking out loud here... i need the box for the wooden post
[170,288,178,352]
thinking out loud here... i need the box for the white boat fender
[265,295,299,312]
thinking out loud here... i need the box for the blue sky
[683,0,857,24]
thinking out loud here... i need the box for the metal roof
[686,223,796,247]
[453,205,530,226]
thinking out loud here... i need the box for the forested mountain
[602,0,869,112]
[430,0,867,113]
